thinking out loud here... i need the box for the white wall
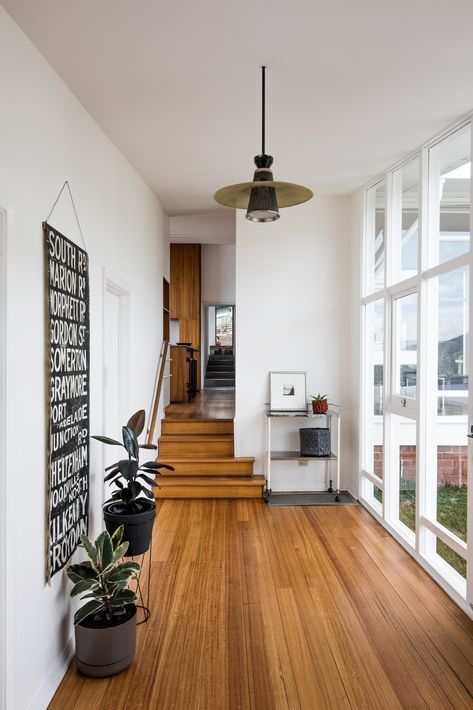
[201,244,236,304]
[169,210,235,244]
[0,9,165,709]
[235,197,357,491]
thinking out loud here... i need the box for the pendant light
[214,66,313,222]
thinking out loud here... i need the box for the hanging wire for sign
[43,180,87,252]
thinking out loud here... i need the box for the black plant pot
[75,604,136,677]
[103,499,156,556]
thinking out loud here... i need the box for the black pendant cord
[43,180,87,251]
[261,65,266,155]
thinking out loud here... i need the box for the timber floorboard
[49,502,473,710]
[165,389,235,420]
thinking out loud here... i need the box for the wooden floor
[50,501,473,710]
[165,389,235,420]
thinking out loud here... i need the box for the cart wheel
[335,494,341,502]
[328,479,333,493]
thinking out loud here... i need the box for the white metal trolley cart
[264,405,341,502]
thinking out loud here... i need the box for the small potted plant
[92,409,173,556]
[67,526,140,677]
[311,393,328,415]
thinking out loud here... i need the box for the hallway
[50,500,473,709]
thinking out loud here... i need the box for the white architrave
[0,208,7,710]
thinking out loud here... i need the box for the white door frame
[0,208,7,710]
[102,269,132,503]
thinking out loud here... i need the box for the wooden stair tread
[159,434,233,441]
[158,475,265,486]
[163,418,233,423]
[157,456,255,463]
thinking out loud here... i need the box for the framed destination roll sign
[45,222,89,579]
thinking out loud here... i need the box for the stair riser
[205,383,236,388]
[156,461,254,476]
[156,485,264,499]
[161,420,233,435]
[205,372,235,378]
[159,440,234,457]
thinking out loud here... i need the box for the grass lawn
[373,485,467,577]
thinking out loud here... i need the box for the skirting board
[268,491,358,506]
[26,635,74,710]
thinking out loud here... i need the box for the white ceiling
[3,0,473,215]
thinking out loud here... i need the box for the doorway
[103,271,132,498]
[202,304,235,390]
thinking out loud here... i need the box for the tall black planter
[75,605,137,677]
[103,499,156,556]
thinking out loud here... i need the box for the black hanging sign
[45,223,89,578]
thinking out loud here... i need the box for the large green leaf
[141,461,159,469]
[111,525,124,548]
[140,467,162,476]
[74,599,105,626]
[118,459,139,481]
[91,435,124,447]
[71,579,97,597]
[111,541,129,563]
[104,467,119,482]
[156,463,174,471]
[80,535,97,564]
[111,589,136,605]
[138,473,159,487]
[95,531,113,570]
[108,568,134,584]
[142,486,155,499]
[67,562,97,583]
[127,410,145,437]
[117,561,140,573]
[122,426,139,458]
[128,481,142,500]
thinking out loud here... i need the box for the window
[361,120,472,603]
[365,181,386,294]
[392,158,419,282]
[215,305,233,347]
[428,126,470,267]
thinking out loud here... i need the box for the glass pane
[391,414,417,534]
[436,539,467,579]
[364,300,384,478]
[429,125,470,267]
[394,293,417,398]
[433,266,468,542]
[374,486,383,504]
[215,306,233,347]
[393,158,419,283]
[437,267,469,417]
[366,181,385,293]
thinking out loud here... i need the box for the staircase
[204,352,235,389]
[155,418,264,499]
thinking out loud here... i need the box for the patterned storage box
[299,427,331,457]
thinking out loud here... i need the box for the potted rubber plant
[67,526,140,677]
[311,393,328,414]
[92,409,173,556]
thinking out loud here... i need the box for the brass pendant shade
[213,67,313,222]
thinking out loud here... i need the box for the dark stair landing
[205,353,235,389]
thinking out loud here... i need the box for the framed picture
[269,371,307,412]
